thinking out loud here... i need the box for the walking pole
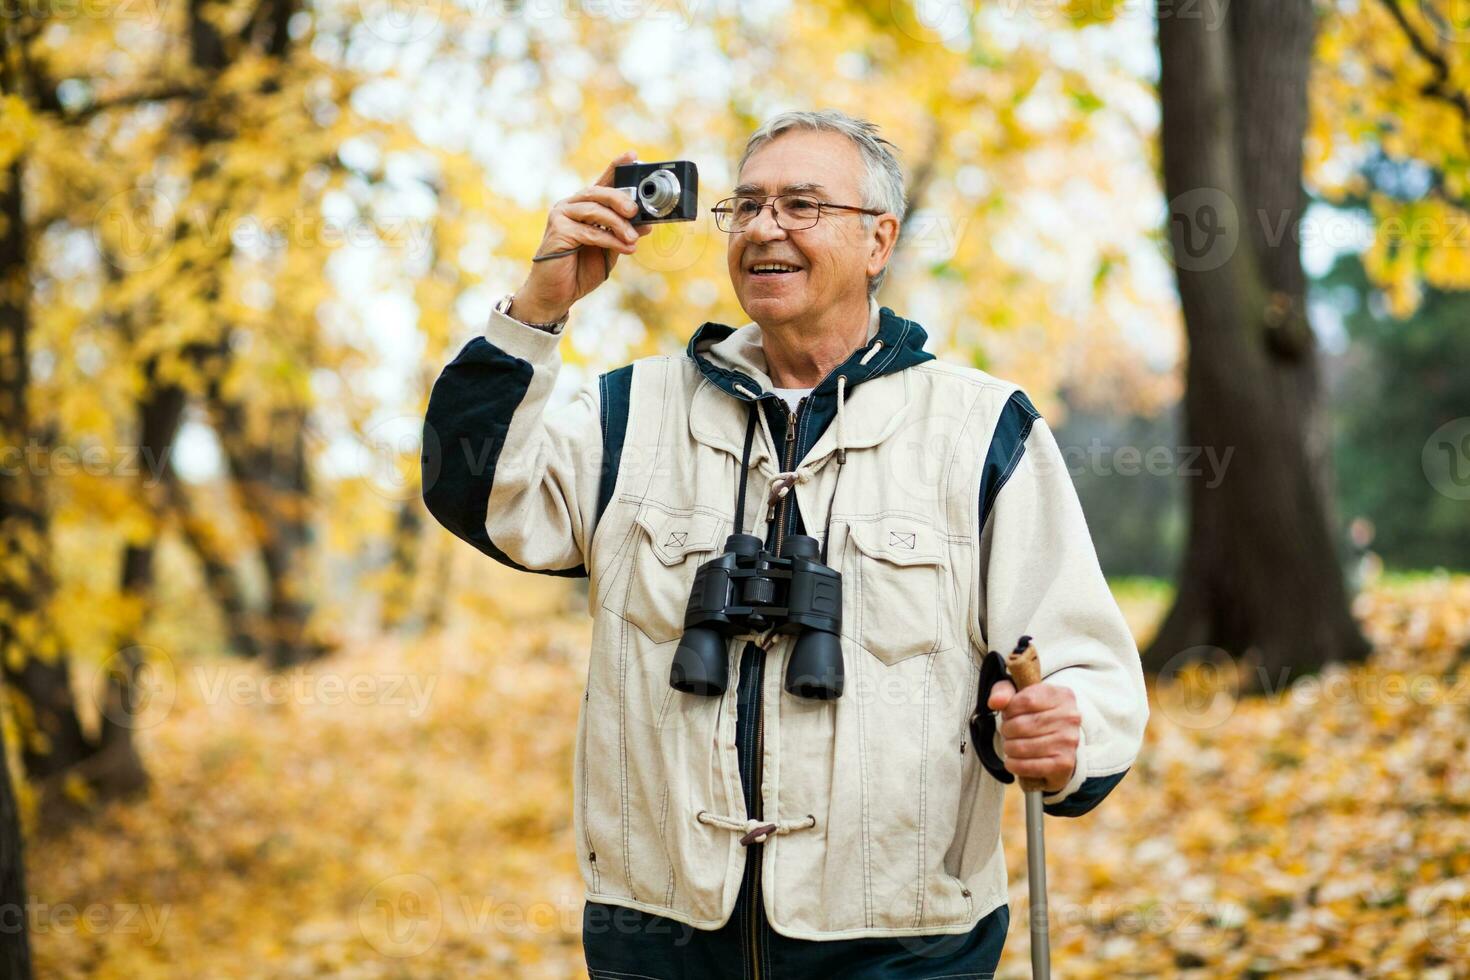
[1006,635,1051,979]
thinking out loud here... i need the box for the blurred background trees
[2,0,1469,973]
[0,0,1463,801]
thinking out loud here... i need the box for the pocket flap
[847,519,947,567]
[633,508,727,566]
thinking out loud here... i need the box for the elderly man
[422,110,1147,978]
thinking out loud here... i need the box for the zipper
[749,699,765,980]
[739,346,868,971]
[766,398,804,558]
[582,688,600,890]
[747,395,804,980]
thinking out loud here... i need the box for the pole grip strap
[970,648,1016,785]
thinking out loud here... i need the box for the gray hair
[738,109,906,297]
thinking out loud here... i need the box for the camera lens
[638,169,681,217]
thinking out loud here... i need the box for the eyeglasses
[711,194,886,233]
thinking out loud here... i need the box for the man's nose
[744,205,787,243]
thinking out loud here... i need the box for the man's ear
[867,213,901,280]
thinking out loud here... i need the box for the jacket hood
[686,297,935,402]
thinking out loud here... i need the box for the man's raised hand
[509,150,656,325]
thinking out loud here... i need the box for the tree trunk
[0,143,107,784]
[256,406,321,667]
[1146,0,1369,685]
[379,497,424,632]
[0,16,154,803]
[207,392,323,667]
[0,728,32,980]
[162,461,261,657]
[184,0,321,668]
[96,364,187,776]
[421,539,453,633]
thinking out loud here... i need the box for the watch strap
[495,293,566,332]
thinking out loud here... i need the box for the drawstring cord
[730,336,882,561]
[696,809,818,846]
[766,468,810,510]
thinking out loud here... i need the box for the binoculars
[669,533,845,700]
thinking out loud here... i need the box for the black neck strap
[732,400,759,536]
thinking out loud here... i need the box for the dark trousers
[582,860,1009,980]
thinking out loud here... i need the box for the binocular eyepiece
[669,533,844,701]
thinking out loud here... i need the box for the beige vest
[457,302,1147,940]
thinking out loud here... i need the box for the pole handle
[1005,635,1048,793]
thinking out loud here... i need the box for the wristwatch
[494,293,567,333]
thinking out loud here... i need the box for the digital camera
[614,160,699,223]
[669,532,845,701]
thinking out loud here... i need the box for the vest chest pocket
[602,506,729,644]
[844,518,957,667]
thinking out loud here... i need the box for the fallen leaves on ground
[24,573,1470,978]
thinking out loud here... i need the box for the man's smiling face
[727,129,889,328]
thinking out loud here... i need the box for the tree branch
[898,120,942,242]
[1373,0,1470,154]
[56,84,204,125]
